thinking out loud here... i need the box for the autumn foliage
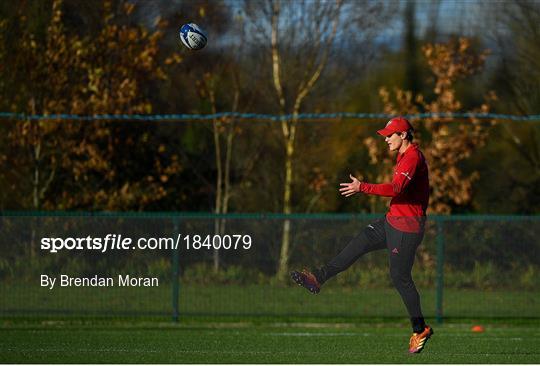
[0,1,533,220]
[366,38,496,214]
[1,0,181,210]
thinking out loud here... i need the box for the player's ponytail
[405,129,414,141]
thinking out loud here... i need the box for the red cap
[377,117,414,137]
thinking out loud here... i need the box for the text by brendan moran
[40,274,159,289]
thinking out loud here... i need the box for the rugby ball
[179,23,207,50]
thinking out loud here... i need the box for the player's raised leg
[291,217,387,294]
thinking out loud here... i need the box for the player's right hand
[339,174,361,197]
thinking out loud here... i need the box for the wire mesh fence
[0,213,538,320]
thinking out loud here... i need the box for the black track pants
[316,217,426,331]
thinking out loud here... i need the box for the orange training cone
[471,325,485,333]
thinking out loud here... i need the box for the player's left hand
[339,174,361,197]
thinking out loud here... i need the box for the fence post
[435,219,445,324]
[172,218,180,322]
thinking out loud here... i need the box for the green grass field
[1,321,540,363]
[2,283,540,363]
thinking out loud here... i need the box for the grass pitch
[1,321,539,363]
[2,284,539,363]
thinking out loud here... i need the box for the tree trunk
[219,124,235,236]
[270,0,341,281]
[30,142,39,261]
[30,96,40,261]
[32,142,41,211]
[211,91,222,273]
[276,131,294,282]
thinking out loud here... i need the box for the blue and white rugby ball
[179,23,207,50]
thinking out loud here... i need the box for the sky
[133,0,501,54]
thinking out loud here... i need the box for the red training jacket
[359,143,429,233]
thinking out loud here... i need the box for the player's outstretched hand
[339,174,361,197]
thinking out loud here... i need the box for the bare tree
[198,68,241,272]
[242,0,394,281]
[192,6,262,272]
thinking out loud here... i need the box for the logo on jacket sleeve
[401,171,412,180]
